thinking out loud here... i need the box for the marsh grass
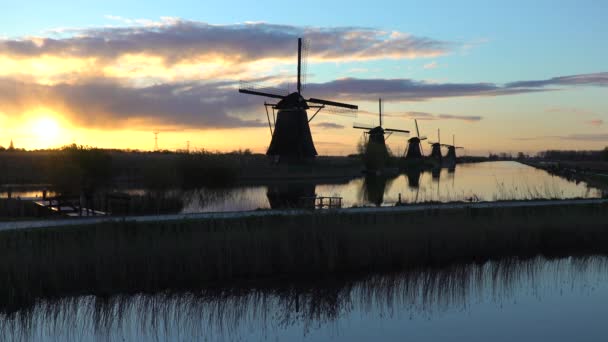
[1,256,607,341]
[0,202,607,316]
[0,199,53,219]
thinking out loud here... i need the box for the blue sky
[0,0,606,154]
[3,0,607,82]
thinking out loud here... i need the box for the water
[181,161,602,213]
[3,256,608,341]
[1,161,603,213]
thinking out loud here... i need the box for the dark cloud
[438,114,482,122]
[312,122,345,129]
[1,71,605,130]
[0,78,265,129]
[505,72,608,88]
[304,78,547,101]
[0,20,450,64]
[402,111,482,122]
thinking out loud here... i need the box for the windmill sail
[238,38,358,160]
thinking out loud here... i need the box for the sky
[0,0,606,155]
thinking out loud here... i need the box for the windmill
[239,38,358,161]
[428,128,443,161]
[404,119,427,160]
[353,98,409,159]
[443,134,464,164]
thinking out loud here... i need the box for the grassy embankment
[0,150,363,188]
[0,202,606,314]
[522,160,608,191]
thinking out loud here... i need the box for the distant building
[8,139,14,151]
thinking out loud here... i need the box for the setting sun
[31,117,61,140]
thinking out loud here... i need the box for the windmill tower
[443,134,464,164]
[428,128,443,161]
[404,119,427,160]
[239,38,358,161]
[353,98,409,157]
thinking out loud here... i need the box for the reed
[0,202,607,315]
[2,256,607,341]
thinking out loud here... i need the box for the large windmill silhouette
[239,38,358,161]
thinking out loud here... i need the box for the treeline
[538,147,608,161]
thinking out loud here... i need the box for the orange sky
[0,18,606,155]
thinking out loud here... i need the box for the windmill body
[353,98,409,170]
[428,128,443,161]
[404,119,427,160]
[239,38,357,161]
[442,134,464,166]
[266,93,317,158]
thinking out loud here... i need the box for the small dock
[299,196,343,209]
[32,199,106,217]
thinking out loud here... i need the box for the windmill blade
[353,122,375,130]
[300,38,310,91]
[384,128,410,134]
[239,81,288,99]
[307,98,358,110]
[415,119,420,138]
[419,136,428,141]
[316,105,357,117]
[456,146,464,149]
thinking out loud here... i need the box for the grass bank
[0,201,607,314]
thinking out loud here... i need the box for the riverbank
[521,160,608,191]
[0,198,606,314]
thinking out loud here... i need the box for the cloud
[587,119,604,126]
[403,111,482,122]
[312,122,345,129]
[437,114,482,121]
[514,134,608,142]
[506,72,608,88]
[544,106,595,115]
[2,70,605,131]
[305,77,547,102]
[0,19,451,66]
[423,61,438,69]
[0,77,265,129]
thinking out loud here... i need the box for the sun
[31,116,61,141]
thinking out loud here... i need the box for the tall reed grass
[1,256,607,341]
[0,202,606,315]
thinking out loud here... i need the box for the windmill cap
[276,92,309,110]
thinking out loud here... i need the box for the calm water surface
[182,161,602,213]
[3,256,608,341]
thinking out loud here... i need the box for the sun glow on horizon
[15,110,70,149]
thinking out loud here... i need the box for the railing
[299,196,343,209]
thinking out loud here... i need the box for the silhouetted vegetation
[178,151,239,188]
[0,202,606,315]
[2,256,605,341]
[47,144,112,197]
[0,199,53,219]
[357,137,392,171]
[538,149,607,161]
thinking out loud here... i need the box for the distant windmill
[428,128,443,161]
[404,119,427,160]
[443,134,464,163]
[353,98,409,157]
[239,38,358,161]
